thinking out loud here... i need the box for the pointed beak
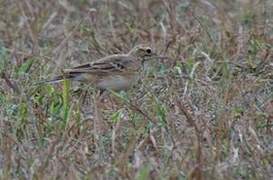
[151,52,157,56]
[144,52,157,59]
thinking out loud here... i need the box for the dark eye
[146,48,152,54]
[116,63,125,69]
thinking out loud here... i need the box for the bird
[46,44,155,91]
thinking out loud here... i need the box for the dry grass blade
[1,0,273,179]
[1,72,20,94]
[177,100,203,180]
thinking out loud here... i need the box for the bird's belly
[97,75,137,91]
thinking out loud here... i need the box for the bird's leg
[98,89,106,103]
[97,89,115,109]
[99,89,105,96]
[78,88,88,105]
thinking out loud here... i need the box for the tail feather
[45,75,68,83]
[36,71,85,85]
[37,74,76,85]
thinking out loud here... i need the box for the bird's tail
[36,74,76,85]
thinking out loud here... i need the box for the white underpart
[97,75,136,91]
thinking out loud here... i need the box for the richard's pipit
[47,44,155,91]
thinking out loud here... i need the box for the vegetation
[1,0,273,179]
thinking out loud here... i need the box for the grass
[1,0,273,179]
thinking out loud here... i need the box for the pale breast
[96,74,138,91]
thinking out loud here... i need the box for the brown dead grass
[1,0,273,179]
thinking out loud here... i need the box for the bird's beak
[151,52,157,56]
[144,52,157,60]
[144,52,157,59]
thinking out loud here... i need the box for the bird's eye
[146,48,152,54]
[116,63,125,69]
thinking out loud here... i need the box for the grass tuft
[1,0,273,179]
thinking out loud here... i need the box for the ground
[0,0,273,179]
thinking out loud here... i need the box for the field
[1,0,273,179]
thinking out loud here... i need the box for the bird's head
[128,45,156,59]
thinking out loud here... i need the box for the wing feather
[46,54,137,83]
[65,54,135,74]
